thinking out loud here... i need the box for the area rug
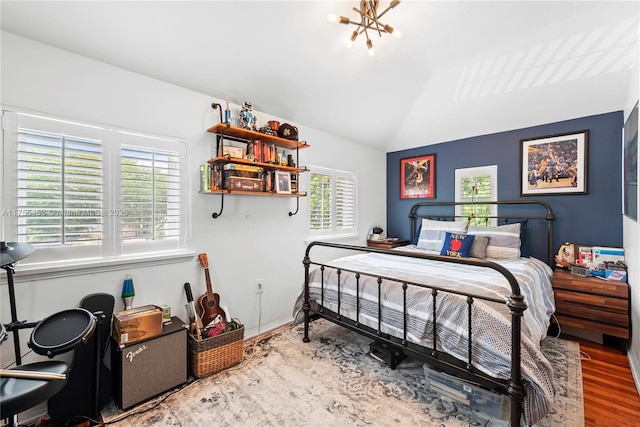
[102,319,583,426]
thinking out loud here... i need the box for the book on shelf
[200,163,210,192]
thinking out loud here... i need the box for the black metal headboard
[408,200,555,266]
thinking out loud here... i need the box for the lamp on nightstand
[368,226,385,241]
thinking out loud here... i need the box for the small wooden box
[113,305,163,346]
[224,176,263,192]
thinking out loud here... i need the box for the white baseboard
[628,344,640,396]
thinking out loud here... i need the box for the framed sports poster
[520,130,588,196]
[400,154,436,199]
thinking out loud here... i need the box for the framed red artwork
[400,154,436,199]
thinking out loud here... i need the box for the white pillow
[417,219,469,251]
[468,223,521,259]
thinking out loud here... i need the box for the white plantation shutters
[120,145,181,243]
[17,127,103,245]
[309,166,356,237]
[335,172,356,234]
[455,166,497,226]
[3,111,187,264]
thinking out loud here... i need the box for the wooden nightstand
[552,268,630,339]
[366,239,409,250]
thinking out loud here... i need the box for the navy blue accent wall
[386,111,624,261]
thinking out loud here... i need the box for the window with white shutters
[309,166,356,238]
[455,166,497,226]
[17,128,103,246]
[120,145,181,243]
[2,110,188,264]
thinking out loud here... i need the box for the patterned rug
[102,319,583,426]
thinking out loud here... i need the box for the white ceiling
[1,1,638,151]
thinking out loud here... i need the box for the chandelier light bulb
[384,24,401,38]
[347,30,358,49]
[367,39,375,57]
[327,14,337,22]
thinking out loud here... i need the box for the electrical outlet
[255,278,265,294]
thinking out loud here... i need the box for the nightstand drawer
[554,289,628,313]
[554,298,629,326]
[553,271,628,298]
[554,314,629,339]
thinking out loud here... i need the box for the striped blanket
[294,248,556,425]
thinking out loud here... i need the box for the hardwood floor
[561,334,640,427]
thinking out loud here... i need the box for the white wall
[0,32,387,367]
[624,37,640,389]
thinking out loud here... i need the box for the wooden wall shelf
[207,123,310,151]
[204,109,311,218]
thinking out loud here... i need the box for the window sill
[0,250,197,283]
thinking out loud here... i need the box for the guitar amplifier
[111,317,188,410]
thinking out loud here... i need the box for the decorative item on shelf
[277,123,298,141]
[268,121,280,132]
[239,101,257,130]
[224,97,232,125]
[121,274,135,310]
[258,125,276,136]
[327,0,402,57]
[275,170,292,194]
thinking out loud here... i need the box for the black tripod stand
[1,241,37,366]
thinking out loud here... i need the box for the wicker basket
[189,325,244,378]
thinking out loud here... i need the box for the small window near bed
[455,165,497,226]
[308,166,356,238]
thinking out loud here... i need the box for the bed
[294,200,557,426]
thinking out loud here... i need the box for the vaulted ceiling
[1,1,638,151]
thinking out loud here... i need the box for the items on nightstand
[367,238,409,250]
[555,242,626,281]
[605,261,628,281]
[368,225,385,240]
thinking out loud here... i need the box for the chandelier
[327,0,402,57]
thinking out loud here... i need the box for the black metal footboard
[302,242,527,426]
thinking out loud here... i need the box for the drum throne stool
[1,242,104,427]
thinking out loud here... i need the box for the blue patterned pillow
[440,232,475,258]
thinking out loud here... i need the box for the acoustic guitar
[197,253,226,326]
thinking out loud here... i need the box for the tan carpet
[102,319,583,426]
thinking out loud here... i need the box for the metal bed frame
[301,200,555,426]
